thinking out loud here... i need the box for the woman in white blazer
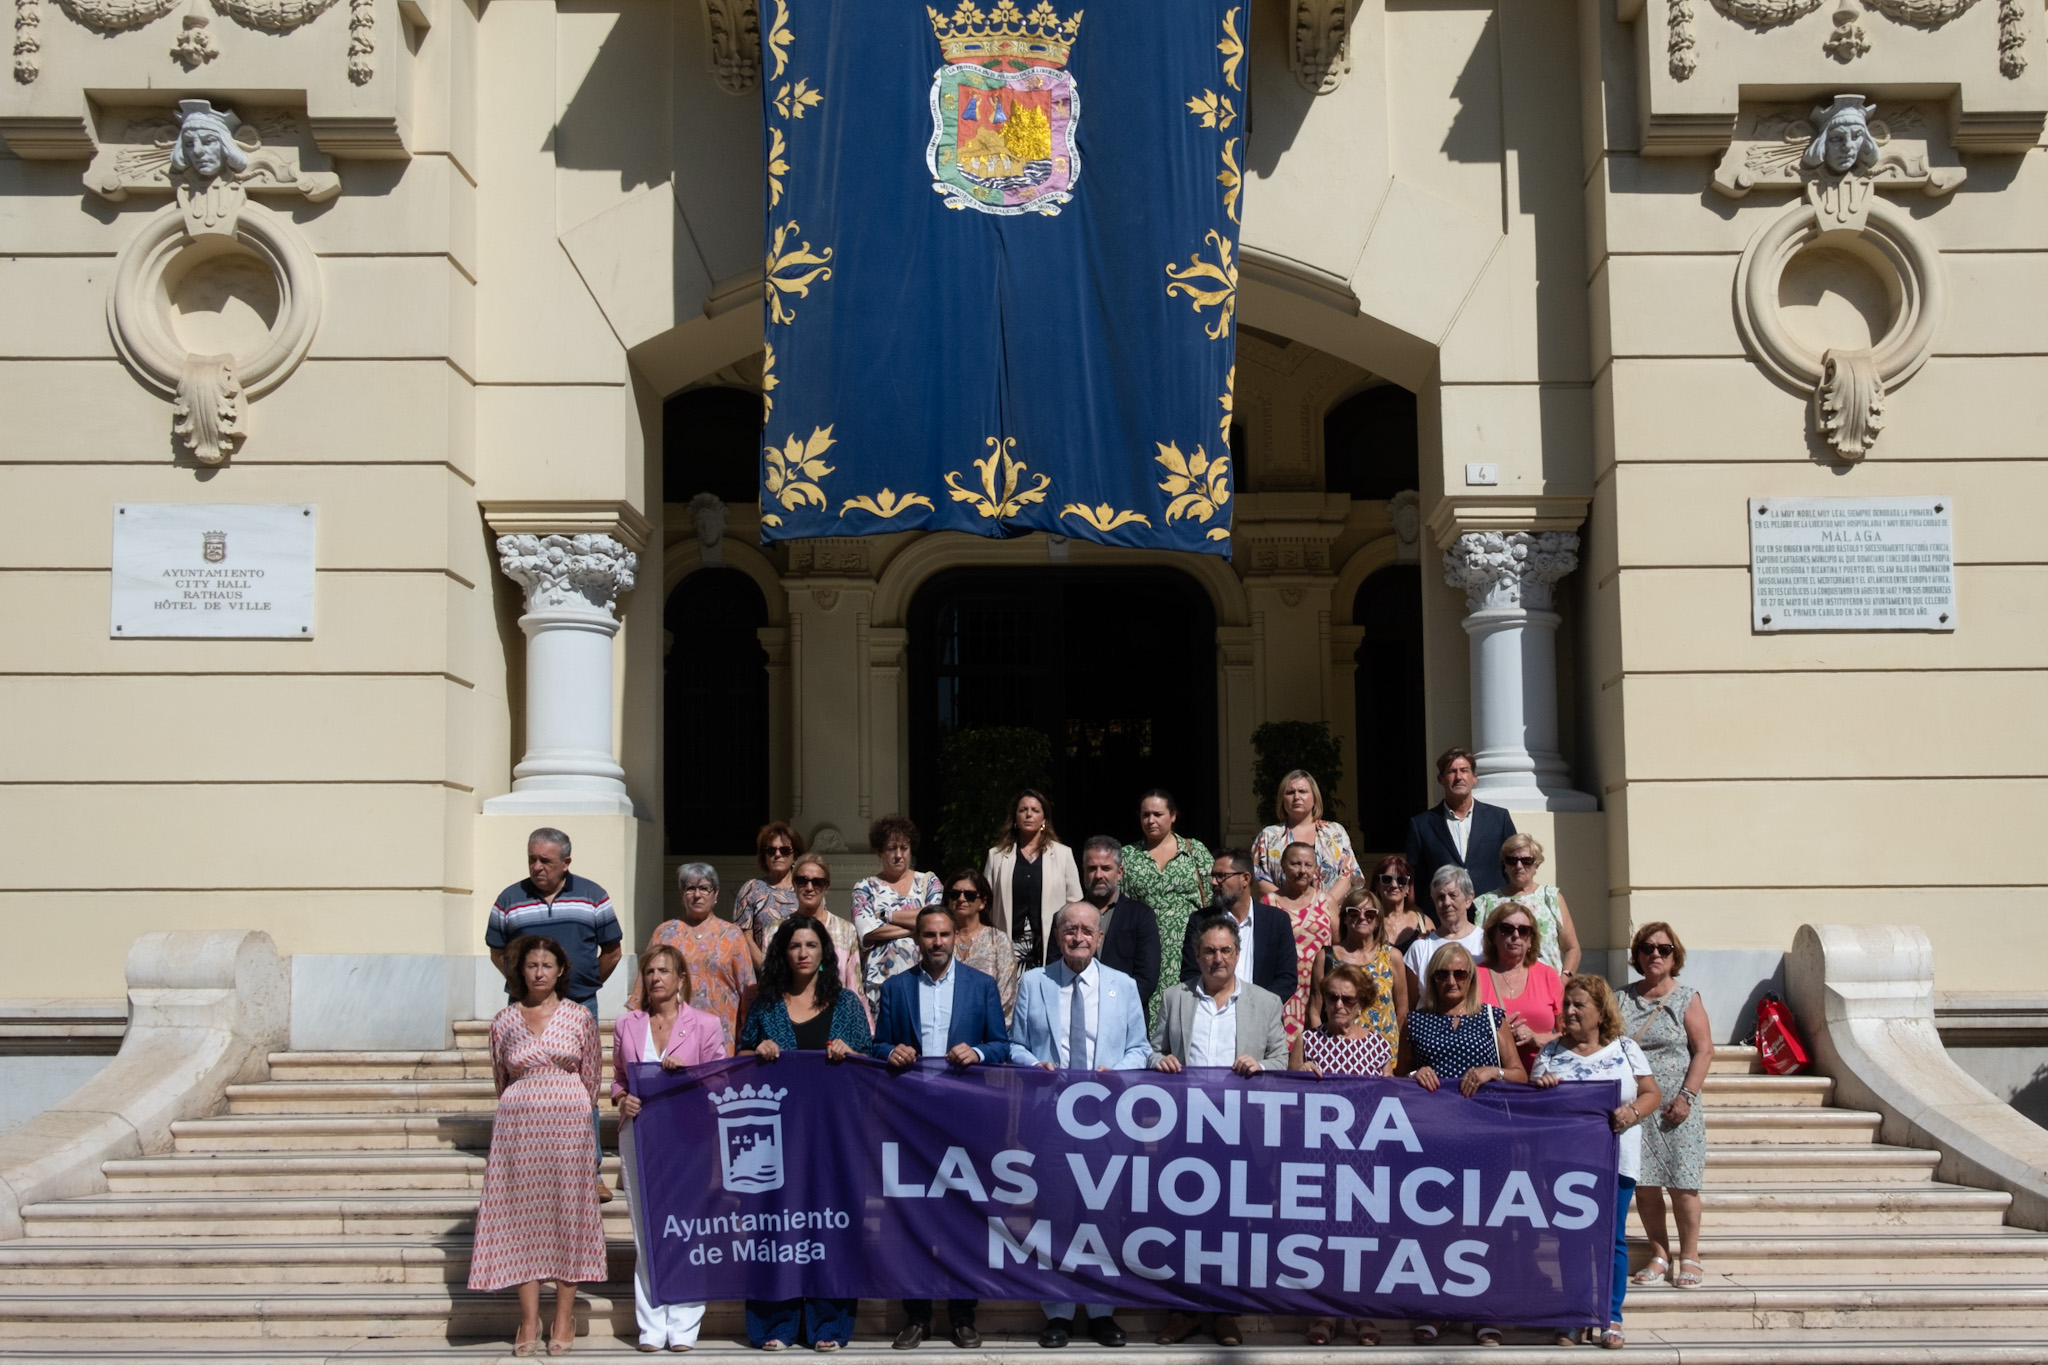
[983,789,1083,972]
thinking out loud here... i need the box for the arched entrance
[664,568,770,853]
[907,567,1220,857]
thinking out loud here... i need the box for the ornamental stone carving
[688,493,728,567]
[1721,96,1951,461]
[701,0,760,93]
[497,534,640,616]
[14,0,40,82]
[1443,532,1580,612]
[1388,490,1421,564]
[1291,0,1354,94]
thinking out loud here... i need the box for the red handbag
[1753,992,1810,1076]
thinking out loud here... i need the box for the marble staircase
[0,1032,2045,1363]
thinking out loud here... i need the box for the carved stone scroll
[210,0,340,28]
[52,0,177,29]
[346,0,372,82]
[702,0,761,94]
[1291,0,1353,95]
[13,0,38,83]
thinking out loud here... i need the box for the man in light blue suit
[1010,901,1147,1348]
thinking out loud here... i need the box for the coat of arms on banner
[202,531,227,563]
[926,2,1083,216]
[712,1084,788,1193]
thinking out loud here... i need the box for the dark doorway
[665,568,770,854]
[1352,565,1426,856]
[1324,384,1419,499]
[908,568,1219,857]
[663,386,762,505]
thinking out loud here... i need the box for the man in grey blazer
[1147,913,1289,1346]
[1010,901,1149,1348]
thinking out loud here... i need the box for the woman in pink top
[613,945,726,1353]
[1476,900,1564,1072]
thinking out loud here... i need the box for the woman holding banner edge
[737,915,873,1351]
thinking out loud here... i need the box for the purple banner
[630,1056,1619,1327]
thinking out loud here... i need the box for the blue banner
[759,1,1243,555]
[630,1057,1620,1326]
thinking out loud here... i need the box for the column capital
[1424,494,1590,549]
[496,533,640,618]
[1443,530,1580,613]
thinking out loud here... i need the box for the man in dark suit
[1176,849,1298,1004]
[1405,746,1519,899]
[870,906,1010,1349]
[1078,835,1162,1005]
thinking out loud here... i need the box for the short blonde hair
[1274,769,1325,823]
[792,853,832,887]
[1563,974,1625,1046]
[1420,941,1480,1013]
[1499,832,1544,870]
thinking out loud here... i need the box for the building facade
[3,0,2041,1087]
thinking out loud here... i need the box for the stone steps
[19,1193,635,1240]
[1697,1145,1938,1184]
[1704,1106,1880,1145]
[101,1153,625,1194]
[1625,1185,2014,1229]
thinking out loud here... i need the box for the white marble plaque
[1748,496,1954,633]
[110,504,316,639]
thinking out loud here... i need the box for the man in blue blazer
[1404,747,1519,899]
[1010,899,1148,1347]
[871,906,1010,1349]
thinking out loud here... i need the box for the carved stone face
[1805,101,1878,177]
[180,124,229,178]
[1822,121,1863,173]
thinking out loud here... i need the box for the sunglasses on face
[793,876,827,889]
[944,889,983,903]
[1376,874,1411,887]
[766,846,794,857]
[1504,856,1537,868]
[1325,994,1360,1009]
[1497,924,1534,939]
[1346,906,1380,918]
[1640,942,1676,958]
[1432,968,1471,982]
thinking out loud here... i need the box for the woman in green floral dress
[1118,788,1214,1021]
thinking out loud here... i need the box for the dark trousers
[903,1298,978,1328]
[746,1298,856,1348]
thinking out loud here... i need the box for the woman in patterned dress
[942,867,1019,1023]
[738,916,874,1351]
[1119,789,1212,1020]
[1289,963,1394,1346]
[854,815,946,1009]
[469,934,607,1357]
[1620,921,1713,1291]
[1251,770,1361,907]
[1366,853,1432,954]
[1264,841,1335,1040]
[1471,833,1583,974]
[1308,891,1407,1049]
[1396,940,1526,1348]
[627,862,757,1055]
[733,821,805,972]
[786,854,872,1029]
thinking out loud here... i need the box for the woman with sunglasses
[788,854,873,1028]
[1619,922,1712,1291]
[942,867,1020,1023]
[1471,833,1581,974]
[1395,940,1526,1348]
[1266,841,1336,1040]
[1308,890,1406,1050]
[1476,901,1563,1073]
[1289,963,1394,1347]
[1366,854,1431,953]
[733,822,806,972]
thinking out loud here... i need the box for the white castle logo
[711,1083,789,1193]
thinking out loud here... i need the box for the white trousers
[622,1121,706,1349]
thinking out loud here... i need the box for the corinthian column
[1442,532,1597,812]
[484,533,640,814]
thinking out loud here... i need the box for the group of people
[464,750,1715,1354]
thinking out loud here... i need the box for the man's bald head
[1051,901,1101,973]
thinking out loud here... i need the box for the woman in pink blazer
[613,944,727,1352]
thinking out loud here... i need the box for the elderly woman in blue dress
[737,915,872,1351]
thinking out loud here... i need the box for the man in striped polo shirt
[486,826,624,1202]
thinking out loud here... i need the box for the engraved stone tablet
[110,504,316,639]
[1748,496,1954,633]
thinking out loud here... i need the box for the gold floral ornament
[774,77,823,120]
[765,220,834,326]
[1060,502,1152,532]
[1165,229,1237,340]
[766,0,793,80]
[1156,440,1231,541]
[1218,365,1234,449]
[1187,89,1236,130]
[1219,6,1243,90]
[945,437,1052,520]
[761,425,836,528]
[761,341,778,420]
[842,488,935,519]
[767,127,789,209]
[1219,138,1241,224]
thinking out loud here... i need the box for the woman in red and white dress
[1266,841,1337,1041]
[469,934,608,1357]
[1289,963,1394,1347]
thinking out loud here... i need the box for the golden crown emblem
[928,1,1084,69]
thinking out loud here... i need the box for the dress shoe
[1038,1318,1072,1348]
[596,1180,615,1204]
[1213,1314,1243,1347]
[892,1323,927,1350]
[1088,1316,1126,1348]
[1156,1312,1202,1345]
[950,1325,982,1349]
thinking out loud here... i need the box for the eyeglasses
[765,845,794,857]
[944,889,983,903]
[1432,968,1471,982]
[1209,870,1246,883]
[1325,994,1360,1009]
[682,885,715,896]
[1346,906,1380,918]
[1496,924,1534,939]
[1376,874,1411,887]
[1639,942,1676,958]
[793,876,827,889]
[1504,856,1537,868]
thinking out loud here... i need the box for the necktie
[1069,972,1090,1069]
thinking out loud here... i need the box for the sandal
[1476,1325,1504,1347]
[1675,1258,1704,1289]
[1629,1256,1669,1287]
[761,1343,787,1353]
[1412,1322,1441,1344]
[813,1342,840,1353]
[1305,1319,1335,1346]
[1357,1321,1382,1346]
[1601,1326,1626,1350]
[1553,1331,1577,1347]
